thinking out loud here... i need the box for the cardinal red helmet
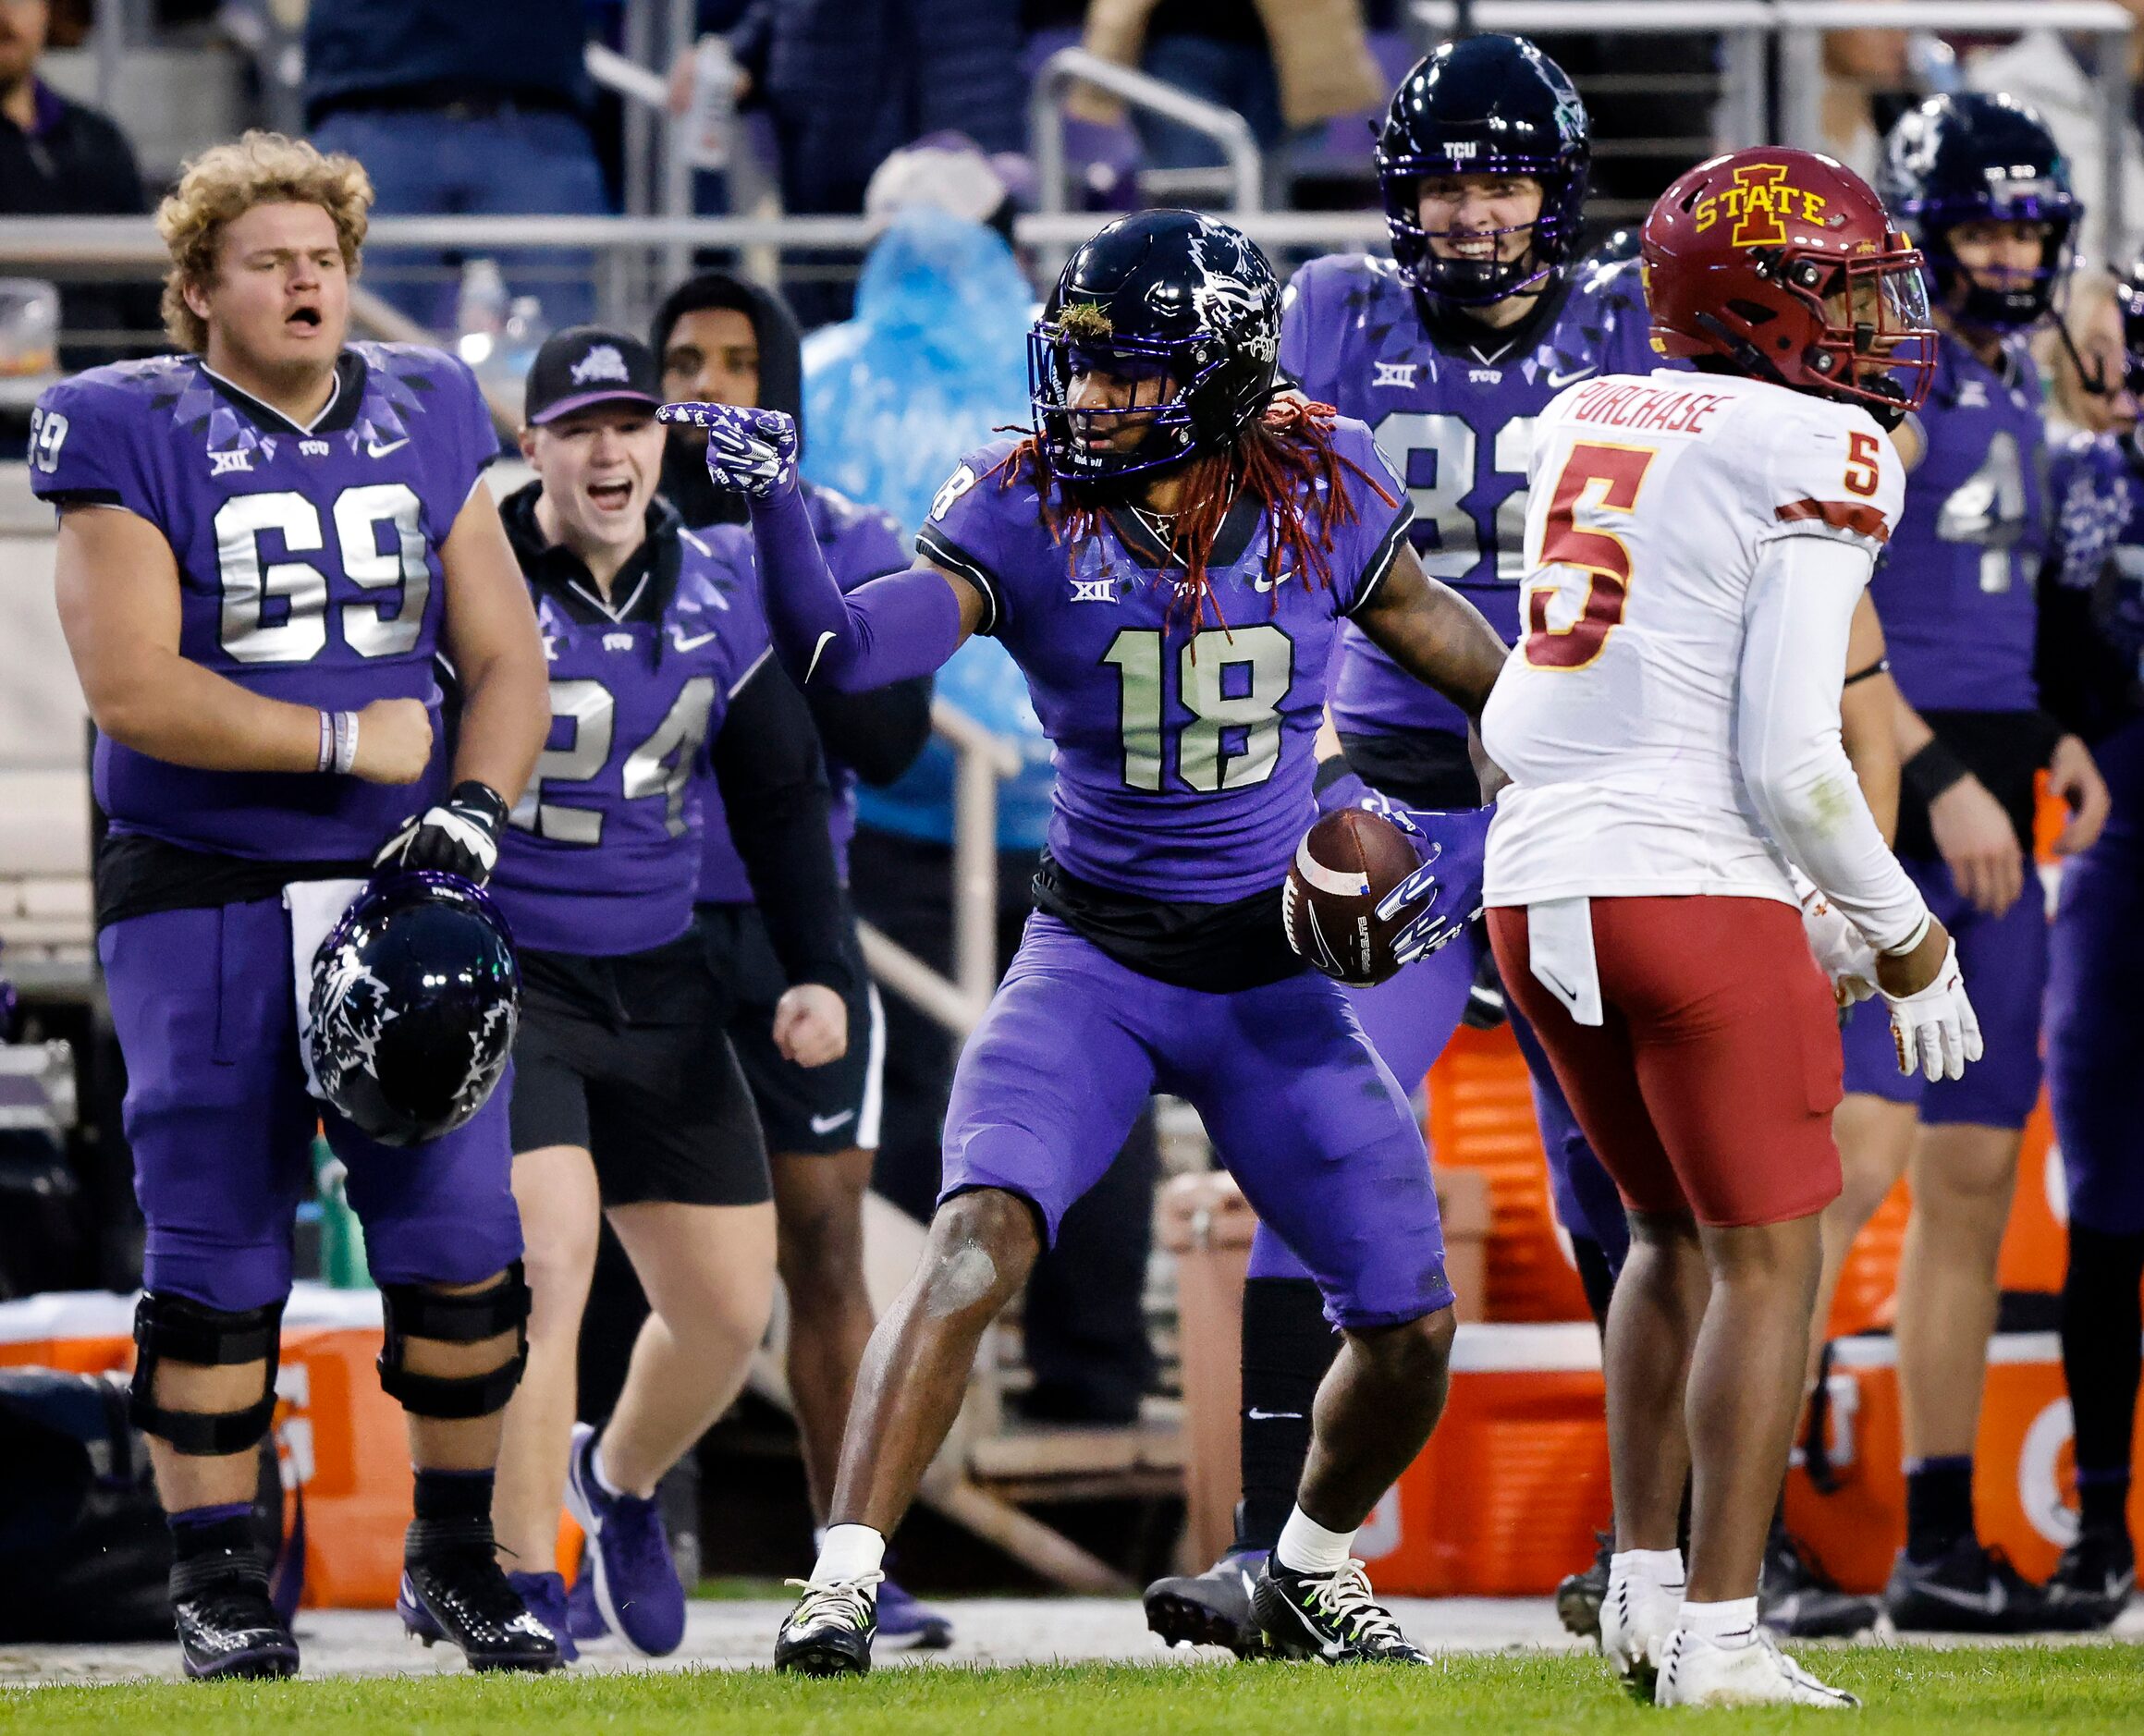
[1643,146,1935,426]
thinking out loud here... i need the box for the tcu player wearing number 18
[1482,146,1976,1706]
[476,328,852,1658]
[664,209,1512,1674]
[1821,92,2112,1633]
[29,135,554,1677]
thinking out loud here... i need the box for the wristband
[331,710,360,776]
[1842,656,1890,689]
[1879,910,1933,960]
[1901,738,1969,805]
[315,709,336,774]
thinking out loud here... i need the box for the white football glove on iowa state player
[1792,872,1879,1008]
[1878,918,1983,1083]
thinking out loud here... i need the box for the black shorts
[508,935,769,1206]
[697,897,884,1156]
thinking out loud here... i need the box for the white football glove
[655,401,799,500]
[1797,886,1879,1008]
[1880,935,1984,1082]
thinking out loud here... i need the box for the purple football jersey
[914,419,1413,901]
[1873,335,2050,714]
[2048,428,2144,846]
[29,344,497,860]
[694,483,907,903]
[1281,254,1666,740]
[491,522,771,954]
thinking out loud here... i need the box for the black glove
[374,780,509,885]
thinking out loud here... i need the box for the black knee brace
[376,1262,531,1419]
[129,1292,285,1457]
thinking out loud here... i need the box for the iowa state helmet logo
[1692,162,1830,247]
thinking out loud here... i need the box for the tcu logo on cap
[571,345,631,385]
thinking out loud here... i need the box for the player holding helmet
[1484,146,1973,1707]
[668,208,1513,1675]
[1807,92,2110,1633]
[29,133,553,1678]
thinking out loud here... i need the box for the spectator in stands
[304,0,610,330]
[0,0,154,366]
[1070,0,1382,172]
[1966,12,2144,269]
[721,0,1026,324]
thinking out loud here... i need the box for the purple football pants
[1840,852,2047,1128]
[1245,923,1630,1284]
[2047,717,2144,1234]
[940,913,1454,1329]
[99,899,521,1314]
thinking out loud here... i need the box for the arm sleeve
[748,484,965,691]
[709,658,854,994]
[1738,534,1930,953]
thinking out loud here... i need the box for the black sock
[1905,1456,1975,1561]
[1236,1278,1340,1554]
[167,1502,257,1567]
[1572,1234,1616,1337]
[2062,1224,2144,1528]
[410,1467,497,1559]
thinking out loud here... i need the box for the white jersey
[1482,368,1905,910]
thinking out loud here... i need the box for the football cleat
[2044,1528,2138,1631]
[1144,1548,1266,1657]
[1554,1530,1612,1640]
[1883,1538,2101,1634]
[564,1422,687,1657]
[1599,1566,1680,1693]
[398,1525,562,1672]
[564,1560,608,1644]
[775,1572,880,1676]
[876,1577,954,1651]
[1758,1528,1878,1639]
[1655,1624,1859,1708]
[1252,1558,1430,1665]
[171,1550,300,1681]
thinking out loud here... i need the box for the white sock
[813,1526,827,1552]
[1274,1506,1356,1578]
[1610,1547,1685,1596]
[1678,1596,1760,1649]
[811,1523,886,1585]
[591,1438,625,1500]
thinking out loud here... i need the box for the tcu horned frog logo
[1691,162,1831,247]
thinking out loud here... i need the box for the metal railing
[1031,45,1265,220]
[1405,1,2137,254]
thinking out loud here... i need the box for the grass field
[10,1646,2144,1734]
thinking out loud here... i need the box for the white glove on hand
[1798,886,1879,1008]
[1880,937,1984,1082]
[655,401,799,500]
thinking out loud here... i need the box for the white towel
[286,878,367,1099]
[1527,897,1604,1028]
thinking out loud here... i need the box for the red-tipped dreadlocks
[990,399,1397,635]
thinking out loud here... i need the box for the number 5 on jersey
[1523,442,1658,670]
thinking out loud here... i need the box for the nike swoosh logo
[671,630,717,652]
[1245,1408,1303,1422]
[366,436,410,458]
[1546,366,1597,388]
[810,1109,856,1135]
[1914,1580,2005,1615]
[807,630,837,681]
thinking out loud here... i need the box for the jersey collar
[198,349,368,437]
[1414,268,1575,367]
[1105,476,1265,573]
[502,479,685,628]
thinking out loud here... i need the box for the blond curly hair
[157,131,374,354]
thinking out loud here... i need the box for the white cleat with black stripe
[1654,1623,1860,1708]
[1599,1571,1679,1695]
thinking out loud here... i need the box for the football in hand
[1282,808,1421,987]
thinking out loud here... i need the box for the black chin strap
[2053,314,2112,397]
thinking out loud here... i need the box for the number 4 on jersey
[1523,442,1657,669]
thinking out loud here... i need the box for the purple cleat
[564,1559,608,1644]
[563,1422,687,1657]
[875,1576,954,1650]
